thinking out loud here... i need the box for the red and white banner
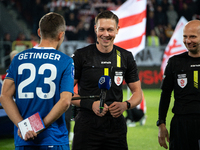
[161,16,188,75]
[112,0,146,56]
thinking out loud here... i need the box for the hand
[108,101,126,118]
[92,101,108,117]
[18,128,37,141]
[158,124,169,149]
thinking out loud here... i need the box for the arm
[157,90,172,149]
[126,80,142,109]
[71,79,108,117]
[43,91,72,128]
[0,79,23,127]
[0,79,37,141]
[71,79,80,107]
[109,80,142,118]
[157,58,174,149]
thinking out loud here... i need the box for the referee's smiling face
[95,18,119,52]
[183,20,200,56]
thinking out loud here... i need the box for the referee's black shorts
[170,114,200,150]
[72,111,128,150]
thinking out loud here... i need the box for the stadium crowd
[1,0,200,66]
[2,0,200,43]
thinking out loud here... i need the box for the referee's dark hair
[95,10,119,26]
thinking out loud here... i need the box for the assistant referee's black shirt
[73,44,139,107]
[160,52,200,116]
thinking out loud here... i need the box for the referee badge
[114,71,123,86]
[177,74,187,88]
[114,76,123,86]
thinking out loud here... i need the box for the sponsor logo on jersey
[177,74,187,88]
[101,61,111,64]
[191,64,200,67]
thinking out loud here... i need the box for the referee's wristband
[80,99,94,110]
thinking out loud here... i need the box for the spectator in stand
[147,29,160,47]
[156,0,162,5]
[146,10,156,36]
[87,16,96,43]
[166,4,178,29]
[172,0,184,15]
[54,5,66,17]
[179,2,194,21]
[161,0,169,13]
[155,24,167,45]
[165,23,174,43]
[154,5,168,27]
[3,32,11,42]
[0,50,19,80]
[16,32,27,41]
[30,33,39,47]
[3,33,12,68]
[32,0,46,35]
[194,0,200,17]
[65,12,78,41]
[76,15,90,41]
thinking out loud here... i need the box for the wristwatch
[156,120,166,126]
[125,101,131,109]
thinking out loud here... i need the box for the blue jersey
[6,47,74,146]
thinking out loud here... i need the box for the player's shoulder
[76,44,94,53]
[170,51,188,61]
[73,44,94,57]
[114,45,131,54]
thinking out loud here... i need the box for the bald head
[184,20,200,32]
[183,20,200,57]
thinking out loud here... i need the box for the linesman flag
[112,0,147,56]
[161,16,188,75]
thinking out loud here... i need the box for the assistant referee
[157,20,200,150]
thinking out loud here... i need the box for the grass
[0,88,174,150]
[124,88,174,150]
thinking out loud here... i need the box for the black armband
[80,99,94,110]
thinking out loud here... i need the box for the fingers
[98,105,109,117]
[92,101,109,117]
[158,125,169,149]
[18,129,23,139]
[24,131,37,141]
[108,102,123,118]
[158,137,168,149]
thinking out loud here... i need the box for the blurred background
[0,0,200,87]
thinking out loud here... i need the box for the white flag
[161,16,188,75]
[112,0,146,56]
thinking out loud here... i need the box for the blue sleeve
[5,57,16,80]
[60,58,74,94]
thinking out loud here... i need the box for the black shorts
[72,111,128,150]
[170,114,200,150]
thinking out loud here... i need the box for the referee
[71,10,142,150]
[157,20,200,150]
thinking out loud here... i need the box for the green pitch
[0,88,174,150]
